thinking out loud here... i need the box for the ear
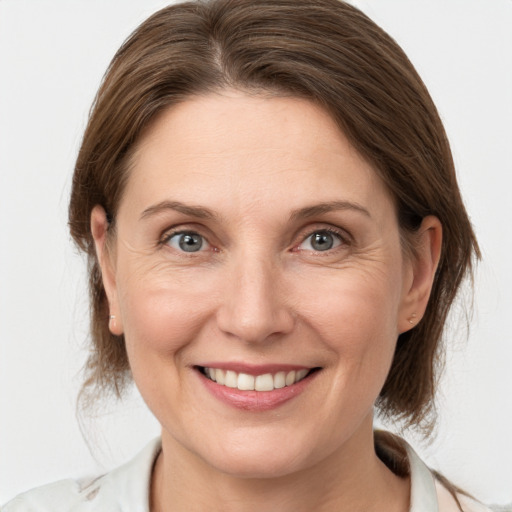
[91,205,124,336]
[398,215,442,333]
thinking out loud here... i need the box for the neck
[150,420,410,512]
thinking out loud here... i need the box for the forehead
[121,91,394,219]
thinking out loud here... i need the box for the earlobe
[91,205,123,335]
[399,215,442,333]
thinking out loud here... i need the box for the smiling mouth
[197,366,320,392]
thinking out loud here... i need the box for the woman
[2,0,497,510]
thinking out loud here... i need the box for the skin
[92,91,442,511]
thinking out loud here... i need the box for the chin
[191,432,320,479]
[208,453,307,480]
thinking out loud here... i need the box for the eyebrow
[139,199,370,222]
[289,201,371,221]
[140,200,217,221]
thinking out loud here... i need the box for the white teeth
[237,373,255,390]
[203,367,312,391]
[296,369,308,381]
[285,370,296,386]
[255,373,274,391]
[225,370,238,388]
[215,368,225,385]
[274,371,286,389]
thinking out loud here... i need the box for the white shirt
[3,437,493,511]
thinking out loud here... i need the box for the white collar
[83,437,161,511]
[404,440,439,511]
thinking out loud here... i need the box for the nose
[215,253,295,344]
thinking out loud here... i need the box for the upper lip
[195,362,316,376]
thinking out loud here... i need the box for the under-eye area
[196,366,322,391]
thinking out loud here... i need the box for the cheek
[114,265,221,418]
[299,266,402,345]
[295,264,404,404]
[116,264,218,359]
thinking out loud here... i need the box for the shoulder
[435,481,495,512]
[2,479,88,512]
[375,431,494,512]
[2,438,161,512]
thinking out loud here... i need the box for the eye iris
[311,232,334,251]
[178,233,203,252]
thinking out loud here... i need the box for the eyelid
[159,221,205,241]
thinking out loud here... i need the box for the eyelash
[158,225,350,254]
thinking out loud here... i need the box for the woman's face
[95,91,424,478]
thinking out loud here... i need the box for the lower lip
[198,370,318,411]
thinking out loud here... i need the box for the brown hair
[69,0,479,433]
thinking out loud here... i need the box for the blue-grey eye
[167,232,206,252]
[299,230,342,252]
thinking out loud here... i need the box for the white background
[1,0,511,507]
